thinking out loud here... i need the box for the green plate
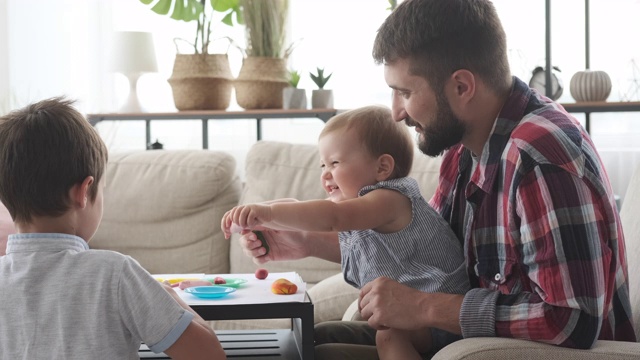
[206,278,248,288]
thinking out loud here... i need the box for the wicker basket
[235,57,288,109]
[168,54,233,110]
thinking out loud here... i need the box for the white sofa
[89,140,640,358]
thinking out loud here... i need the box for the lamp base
[119,73,144,113]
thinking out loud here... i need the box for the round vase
[235,57,289,109]
[569,70,612,102]
[168,54,233,111]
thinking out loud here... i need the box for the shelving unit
[86,109,340,149]
[561,101,640,133]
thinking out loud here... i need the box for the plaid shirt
[430,77,636,348]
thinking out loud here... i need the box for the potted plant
[139,0,243,110]
[282,70,307,109]
[234,0,292,109]
[310,67,334,109]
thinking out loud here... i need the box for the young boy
[222,105,469,359]
[0,98,226,359]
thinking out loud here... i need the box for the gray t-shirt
[0,233,194,359]
[340,177,469,294]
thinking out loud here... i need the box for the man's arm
[359,277,464,335]
[239,228,342,264]
[462,167,623,349]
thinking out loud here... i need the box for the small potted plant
[282,70,307,109]
[139,0,243,110]
[235,0,292,109]
[310,67,333,109]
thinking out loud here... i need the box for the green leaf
[170,0,184,20]
[211,0,236,12]
[150,0,172,15]
[140,0,154,4]
[221,13,233,26]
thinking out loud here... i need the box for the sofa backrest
[229,141,443,284]
[91,150,241,274]
[619,165,640,341]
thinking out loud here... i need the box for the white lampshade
[109,31,158,112]
[110,31,158,74]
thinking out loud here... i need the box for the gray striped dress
[339,177,469,295]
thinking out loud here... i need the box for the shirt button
[494,273,502,281]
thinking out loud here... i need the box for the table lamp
[110,31,158,113]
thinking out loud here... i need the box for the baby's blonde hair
[319,105,414,179]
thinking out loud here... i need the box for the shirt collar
[6,233,89,254]
[467,76,543,193]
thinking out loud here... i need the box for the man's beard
[412,94,465,157]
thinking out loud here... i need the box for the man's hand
[359,276,464,335]
[238,229,310,265]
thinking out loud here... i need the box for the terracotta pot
[569,70,612,102]
[168,54,233,110]
[235,57,289,109]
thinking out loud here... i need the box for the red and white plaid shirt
[430,77,636,348]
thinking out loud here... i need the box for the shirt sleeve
[461,164,616,349]
[117,257,193,353]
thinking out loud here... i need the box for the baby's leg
[376,328,432,360]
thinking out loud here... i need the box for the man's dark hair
[373,0,512,94]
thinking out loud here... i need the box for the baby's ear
[376,154,395,181]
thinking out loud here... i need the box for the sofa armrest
[307,273,359,324]
[433,338,640,360]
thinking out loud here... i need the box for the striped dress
[339,177,469,295]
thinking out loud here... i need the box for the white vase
[569,70,612,102]
[312,89,334,109]
[282,88,307,109]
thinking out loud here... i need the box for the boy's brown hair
[372,0,512,96]
[320,105,414,179]
[0,97,108,224]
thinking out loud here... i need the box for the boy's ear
[70,176,95,209]
[376,154,395,181]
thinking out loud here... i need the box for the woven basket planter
[168,54,233,111]
[235,57,288,109]
[569,70,612,102]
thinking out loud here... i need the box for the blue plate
[184,286,236,299]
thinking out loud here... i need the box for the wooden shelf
[560,102,640,133]
[561,101,640,113]
[86,109,340,149]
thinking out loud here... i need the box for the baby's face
[318,129,381,202]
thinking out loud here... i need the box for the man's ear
[69,176,94,209]
[376,154,395,181]
[448,69,476,105]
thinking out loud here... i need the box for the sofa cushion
[91,150,241,274]
[229,141,443,284]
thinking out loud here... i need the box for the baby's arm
[250,188,412,233]
[221,198,300,238]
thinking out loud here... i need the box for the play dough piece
[213,276,226,284]
[255,268,269,279]
[254,230,270,255]
[179,280,213,290]
[271,278,298,295]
